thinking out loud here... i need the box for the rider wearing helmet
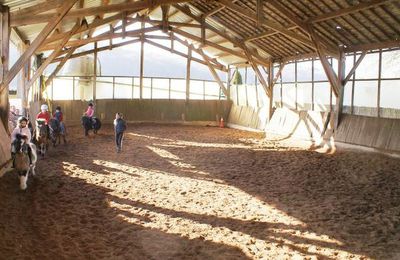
[11,116,31,143]
[36,104,51,125]
[85,102,96,126]
[85,102,94,118]
[11,116,33,166]
[53,106,65,134]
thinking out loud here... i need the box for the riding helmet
[18,116,28,123]
[41,104,48,111]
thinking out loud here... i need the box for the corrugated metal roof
[5,0,400,65]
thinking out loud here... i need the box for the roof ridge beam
[11,0,191,27]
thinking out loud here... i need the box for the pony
[81,115,101,136]
[11,134,37,190]
[49,118,67,146]
[35,119,49,156]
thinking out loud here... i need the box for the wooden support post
[122,12,127,39]
[21,41,30,116]
[0,5,10,131]
[170,32,174,50]
[201,15,206,46]
[226,65,231,100]
[268,61,274,120]
[93,42,98,103]
[334,50,346,130]
[161,5,170,33]
[186,46,192,101]
[109,24,114,49]
[377,50,382,118]
[139,20,144,99]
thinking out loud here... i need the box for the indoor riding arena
[1,1,400,259]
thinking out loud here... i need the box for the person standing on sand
[113,113,127,153]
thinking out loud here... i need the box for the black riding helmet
[18,116,28,123]
[56,106,61,111]
[88,102,94,107]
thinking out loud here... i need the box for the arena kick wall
[30,100,231,126]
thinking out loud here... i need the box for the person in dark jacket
[113,113,127,153]
[53,106,65,134]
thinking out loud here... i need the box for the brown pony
[35,119,49,156]
[11,134,37,190]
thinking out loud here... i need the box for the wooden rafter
[215,0,315,50]
[308,0,394,23]
[170,27,246,61]
[267,0,339,58]
[0,0,78,94]
[42,12,127,46]
[52,39,141,63]
[11,0,190,27]
[271,63,285,88]
[240,43,271,97]
[45,46,79,87]
[27,22,81,91]
[144,39,226,71]
[344,40,400,52]
[39,26,160,52]
[197,49,227,95]
[343,51,367,85]
[173,4,271,67]
[308,25,340,96]
[10,0,63,17]
[161,4,170,32]
[167,32,225,70]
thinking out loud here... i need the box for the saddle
[91,117,97,127]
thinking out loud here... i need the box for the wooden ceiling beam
[11,0,190,27]
[173,4,271,67]
[242,45,271,97]
[45,45,80,86]
[27,22,81,91]
[267,0,339,58]
[203,0,239,17]
[170,27,246,60]
[308,25,340,96]
[167,32,226,69]
[0,0,79,93]
[144,39,226,71]
[344,39,400,52]
[39,26,161,52]
[51,39,141,63]
[308,0,394,23]
[245,0,394,45]
[42,12,129,46]
[10,0,63,17]
[161,4,171,32]
[197,49,227,95]
[215,0,315,50]
[343,51,366,85]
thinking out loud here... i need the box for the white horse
[11,134,38,190]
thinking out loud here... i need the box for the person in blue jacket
[113,113,127,153]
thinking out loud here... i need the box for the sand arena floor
[1,124,400,259]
